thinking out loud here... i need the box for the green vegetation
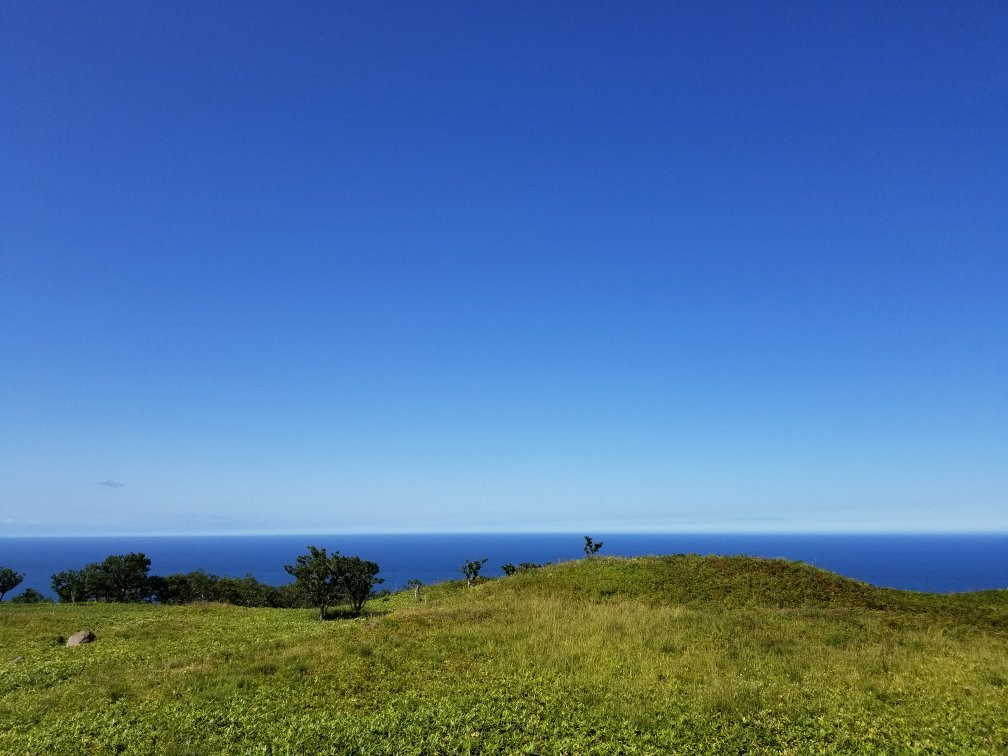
[461,557,488,588]
[47,548,335,612]
[51,553,155,603]
[284,546,383,619]
[2,555,1007,754]
[584,535,604,557]
[0,566,24,602]
[153,570,304,609]
[406,578,423,600]
[8,588,48,604]
[501,561,542,576]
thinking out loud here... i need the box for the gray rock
[65,630,95,647]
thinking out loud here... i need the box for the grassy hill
[2,555,1007,754]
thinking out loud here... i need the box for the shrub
[338,556,383,616]
[502,562,541,576]
[584,536,603,558]
[9,588,48,604]
[462,559,488,588]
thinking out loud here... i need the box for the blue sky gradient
[1,2,1006,535]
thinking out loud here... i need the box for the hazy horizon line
[4,529,1007,539]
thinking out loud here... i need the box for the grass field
[2,555,1007,754]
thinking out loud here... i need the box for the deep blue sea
[2,533,1007,599]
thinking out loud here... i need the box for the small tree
[52,569,87,603]
[88,553,154,602]
[584,536,603,558]
[285,546,344,620]
[461,558,488,588]
[406,578,423,600]
[501,563,519,576]
[337,556,383,616]
[0,567,24,602]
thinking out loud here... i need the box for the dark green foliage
[338,556,383,616]
[152,570,310,609]
[51,553,155,603]
[275,581,311,608]
[583,536,603,558]
[8,587,48,604]
[92,553,154,602]
[51,569,87,603]
[461,558,488,588]
[285,546,343,620]
[501,562,541,576]
[217,574,282,608]
[285,546,383,619]
[52,558,308,610]
[153,570,220,604]
[0,567,24,601]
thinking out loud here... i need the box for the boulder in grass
[65,630,95,647]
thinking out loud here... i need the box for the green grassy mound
[522,554,1005,613]
[2,555,1006,754]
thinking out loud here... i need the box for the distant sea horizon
[2,533,1006,599]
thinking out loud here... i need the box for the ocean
[2,533,1007,599]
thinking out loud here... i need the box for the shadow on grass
[321,608,391,621]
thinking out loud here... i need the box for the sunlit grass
[2,556,1007,753]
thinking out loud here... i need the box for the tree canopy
[0,567,24,602]
[284,546,382,619]
[50,553,154,603]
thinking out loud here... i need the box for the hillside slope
[2,556,1007,754]
[483,554,1008,614]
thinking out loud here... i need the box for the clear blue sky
[1,2,1005,535]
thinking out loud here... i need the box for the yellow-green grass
[2,555,1007,754]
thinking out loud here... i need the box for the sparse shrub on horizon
[502,562,542,576]
[462,559,488,588]
[584,536,603,558]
